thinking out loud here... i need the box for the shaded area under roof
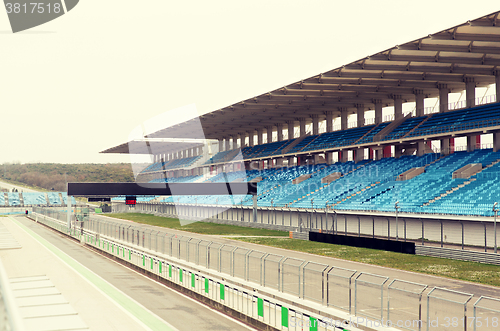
[104,11,500,153]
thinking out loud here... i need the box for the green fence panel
[258,298,264,317]
[151,258,153,270]
[159,261,162,274]
[220,283,225,301]
[309,317,318,331]
[281,306,288,328]
[179,269,183,283]
[205,278,209,294]
[191,273,195,288]
[142,255,145,266]
[169,264,172,278]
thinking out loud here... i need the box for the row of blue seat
[148,149,500,217]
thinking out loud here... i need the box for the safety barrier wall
[30,208,500,331]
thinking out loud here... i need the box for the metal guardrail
[32,211,360,331]
[415,246,500,266]
[0,259,24,331]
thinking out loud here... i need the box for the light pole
[395,201,400,241]
[494,202,498,253]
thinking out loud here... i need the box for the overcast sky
[1,1,499,164]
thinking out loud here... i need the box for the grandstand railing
[448,94,497,112]
[391,117,500,140]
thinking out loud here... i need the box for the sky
[0,1,499,164]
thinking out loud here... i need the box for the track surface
[2,216,253,331]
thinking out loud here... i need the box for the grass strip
[110,213,289,237]
[233,237,500,287]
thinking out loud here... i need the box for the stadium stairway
[354,122,381,143]
[280,132,310,154]
[401,113,433,138]
[423,156,500,207]
[291,161,371,207]
[374,112,412,141]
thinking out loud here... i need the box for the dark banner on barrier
[309,232,416,254]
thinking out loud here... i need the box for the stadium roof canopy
[103,11,500,154]
[101,138,214,155]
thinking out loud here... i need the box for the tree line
[0,163,135,191]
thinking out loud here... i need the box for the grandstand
[102,11,500,220]
[0,191,75,207]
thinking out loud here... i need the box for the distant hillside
[0,163,135,191]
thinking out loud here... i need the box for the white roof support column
[299,118,306,137]
[494,132,500,152]
[340,107,348,130]
[312,114,319,135]
[276,123,283,141]
[287,120,295,140]
[248,131,254,147]
[393,95,403,120]
[496,70,500,103]
[257,129,263,146]
[266,126,273,143]
[465,77,476,108]
[238,132,245,148]
[230,135,237,150]
[415,90,425,117]
[373,100,382,124]
[356,104,364,127]
[438,84,449,113]
[325,111,334,132]
[218,139,224,152]
[438,83,451,154]
[224,137,230,151]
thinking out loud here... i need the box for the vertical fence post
[484,222,487,252]
[67,194,71,231]
[440,220,444,248]
[461,221,464,250]
[421,218,424,246]
[387,217,390,240]
[404,219,407,242]
[372,217,375,239]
